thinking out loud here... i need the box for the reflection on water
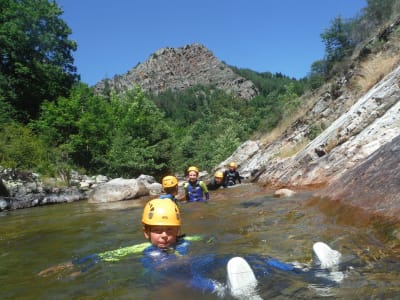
[1,184,399,299]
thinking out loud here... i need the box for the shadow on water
[0,183,399,299]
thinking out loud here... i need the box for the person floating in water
[223,162,244,187]
[38,198,346,298]
[159,175,180,203]
[184,166,210,202]
[207,171,226,191]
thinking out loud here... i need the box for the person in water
[223,162,244,187]
[159,175,180,203]
[206,171,226,190]
[38,197,345,298]
[184,166,210,202]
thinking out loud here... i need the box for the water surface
[1,184,399,299]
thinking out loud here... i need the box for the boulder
[88,178,149,203]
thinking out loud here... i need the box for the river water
[1,184,399,299]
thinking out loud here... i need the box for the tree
[364,0,396,25]
[0,0,79,122]
[105,87,173,177]
[321,16,354,68]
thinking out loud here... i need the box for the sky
[55,0,367,86]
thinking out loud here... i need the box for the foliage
[0,122,48,171]
[321,16,355,72]
[0,0,79,122]
[2,0,398,179]
[364,0,397,24]
[30,84,172,178]
[103,87,173,178]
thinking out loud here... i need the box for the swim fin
[227,256,263,300]
[312,242,342,269]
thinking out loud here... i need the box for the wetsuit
[184,180,209,202]
[223,170,243,186]
[206,178,226,191]
[159,193,178,204]
[69,237,338,295]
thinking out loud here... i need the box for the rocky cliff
[218,19,400,219]
[94,43,258,100]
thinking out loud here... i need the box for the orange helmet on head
[187,166,199,174]
[214,171,224,179]
[162,175,178,189]
[142,198,181,226]
[229,162,237,169]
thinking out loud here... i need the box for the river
[1,183,399,299]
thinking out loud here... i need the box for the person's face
[143,225,179,249]
[188,171,198,182]
[215,177,223,183]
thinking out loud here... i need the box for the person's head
[214,171,224,184]
[187,166,199,182]
[229,162,237,171]
[142,198,181,249]
[162,175,179,195]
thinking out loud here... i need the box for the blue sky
[55,0,366,86]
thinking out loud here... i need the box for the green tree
[105,87,173,177]
[321,16,354,69]
[0,0,78,122]
[364,0,396,25]
[31,83,113,173]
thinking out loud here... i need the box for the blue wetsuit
[159,193,178,204]
[140,237,296,294]
[68,236,340,296]
[184,180,210,202]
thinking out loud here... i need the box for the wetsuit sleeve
[183,182,189,201]
[199,181,209,201]
[98,242,151,262]
[267,258,295,271]
[236,172,242,183]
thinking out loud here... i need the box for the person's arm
[236,172,242,184]
[199,181,210,201]
[38,242,151,277]
[183,182,189,201]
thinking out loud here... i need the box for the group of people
[207,162,244,191]
[174,162,244,203]
[38,165,346,298]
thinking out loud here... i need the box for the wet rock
[318,134,400,218]
[274,188,296,198]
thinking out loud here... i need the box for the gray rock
[88,178,149,203]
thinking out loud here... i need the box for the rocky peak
[94,43,258,99]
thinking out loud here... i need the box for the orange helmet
[187,166,199,174]
[229,162,237,169]
[162,175,178,189]
[142,198,181,226]
[214,171,224,178]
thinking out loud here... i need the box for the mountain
[217,18,400,219]
[94,43,258,100]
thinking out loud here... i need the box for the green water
[1,184,399,299]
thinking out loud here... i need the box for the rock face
[94,43,258,100]
[318,135,400,218]
[218,64,400,190]
[216,19,400,219]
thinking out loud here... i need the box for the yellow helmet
[229,162,237,169]
[162,175,178,189]
[187,166,199,174]
[142,198,181,226]
[214,171,224,178]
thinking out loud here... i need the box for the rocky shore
[0,168,163,212]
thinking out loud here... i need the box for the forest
[1,0,398,181]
